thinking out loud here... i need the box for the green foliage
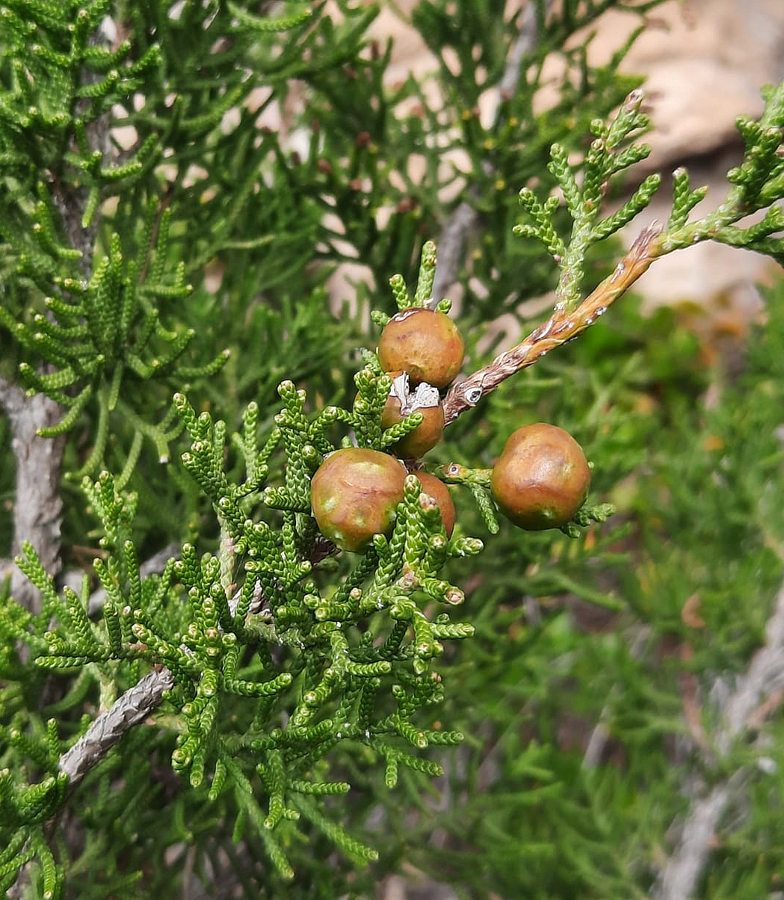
[3,361,479,884]
[1,0,784,898]
[662,82,784,258]
[517,82,784,314]
[0,0,385,491]
[416,0,655,327]
[517,89,661,310]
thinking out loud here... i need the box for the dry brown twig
[442,223,663,423]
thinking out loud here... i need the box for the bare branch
[721,586,784,745]
[0,376,66,615]
[59,667,176,785]
[443,223,663,423]
[654,580,784,900]
[498,1,545,107]
[430,199,479,306]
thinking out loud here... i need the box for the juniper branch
[442,223,663,423]
[0,19,116,614]
[54,529,332,789]
[58,557,234,789]
[441,82,783,424]
[86,541,179,616]
[54,16,115,274]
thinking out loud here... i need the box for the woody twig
[443,223,663,424]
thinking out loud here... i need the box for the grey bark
[59,667,177,784]
[0,379,66,614]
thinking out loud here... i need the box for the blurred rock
[583,0,784,170]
